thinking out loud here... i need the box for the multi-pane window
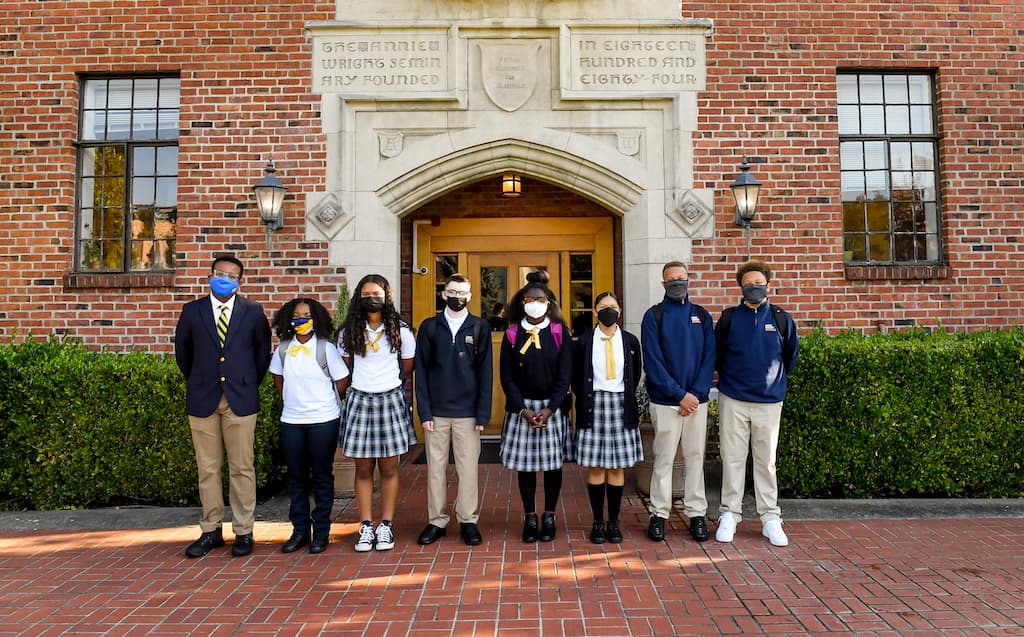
[77,77,179,272]
[838,72,940,264]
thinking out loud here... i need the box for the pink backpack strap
[505,325,518,345]
[550,322,563,351]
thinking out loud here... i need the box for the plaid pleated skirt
[574,390,643,469]
[499,398,570,472]
[338,387,414,458]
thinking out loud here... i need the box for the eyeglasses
[523,296,549,303]
[212,270,241,281]
[445,290,471,298]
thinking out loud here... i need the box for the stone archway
[304,9,714,331]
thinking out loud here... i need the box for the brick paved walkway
[1,463,1022,636]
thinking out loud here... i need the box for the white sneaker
[375,522,396,551]
[762,519,789,547]
[354,523,376,552]
[716,512,738,543]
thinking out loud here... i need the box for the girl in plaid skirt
[571,292,643,544]
[337,274,416,553]
[499,270,573,543]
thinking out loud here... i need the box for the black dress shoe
[185,529,225,558]
[309,536,329,554]
[460,523,482,546]
[647,516,665,542]
[689,516,710,542]
[418,524,447,545]
[231,533,254,557]
[539,512,556,542]
[605,520,623,544]
[522,513,539,543]
[590,521,606,544]
[281,533,310,554]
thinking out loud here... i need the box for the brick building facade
[1,1,1021,353]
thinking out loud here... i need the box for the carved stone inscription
[310,30,450,94]
[568,30,706,93]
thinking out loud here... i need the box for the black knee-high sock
[542,468,563,512]
[518,471,537,514]
[606,484,624,522]
[587,482,606,522]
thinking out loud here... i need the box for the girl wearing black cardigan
[499,270,573,543]
[571,291,643,544]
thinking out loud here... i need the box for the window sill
[843,264,950,281]
[63,271,176,290]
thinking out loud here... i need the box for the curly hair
[338,274,406,357]
[272,297,334,341]
[736,259,772,285]
[506,269,565,326]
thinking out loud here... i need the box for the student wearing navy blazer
[174,255,272,558]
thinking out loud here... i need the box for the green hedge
[0,338,285,510]
[781,327,1024,497]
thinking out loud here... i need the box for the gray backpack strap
[278,338,331,379]
[315,338,330,378]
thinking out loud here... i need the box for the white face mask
[524,301,548,319]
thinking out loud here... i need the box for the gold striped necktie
[217,305,229,347]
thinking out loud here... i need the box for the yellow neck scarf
[365,329,384,353]
[519,327,542,354]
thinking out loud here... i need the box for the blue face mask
[210,276,238,298]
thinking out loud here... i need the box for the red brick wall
[685,1,1024,331]
[0,1,340,352]
[2,2,1021,354]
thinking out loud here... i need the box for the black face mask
[596,307,620,327]
[663,280,689,302]
[360,297,385,313]
[445,296,468,312]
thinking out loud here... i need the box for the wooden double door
[411,217,614,436]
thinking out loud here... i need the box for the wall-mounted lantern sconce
[502,173,522,197]
[254,158,286,232]
[730,160,762,260]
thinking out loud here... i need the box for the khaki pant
[188,395,257,535]
[424,416,481,526]
[649,402,708,519]
[718,394,783,522]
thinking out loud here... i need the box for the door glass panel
[434,255,458,313]
[569,253,595,337]
[480,266,508,331]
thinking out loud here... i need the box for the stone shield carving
[378,132,404,159]
[479,42,540,112]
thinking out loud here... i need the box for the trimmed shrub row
[0,338,284,510]
[781,327,1024,497]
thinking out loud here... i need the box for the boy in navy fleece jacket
[714,260,799,547]
[641,261,715,543]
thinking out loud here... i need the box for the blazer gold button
[220,377,226,382]
[219,357,225,362]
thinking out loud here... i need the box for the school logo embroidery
[765,323,777,332]
[690,316,702,324]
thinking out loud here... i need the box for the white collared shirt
[591,326,626,393]
[269,334,350,423]
[338,324,416,392]
[444,307,468,341]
